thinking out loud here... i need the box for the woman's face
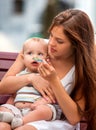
[48,25,74,60]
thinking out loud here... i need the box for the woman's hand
[38,60,57,82]
[29,73,55,103]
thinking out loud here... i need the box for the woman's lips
[50,48,56,53]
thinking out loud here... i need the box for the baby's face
[23,40,47,72]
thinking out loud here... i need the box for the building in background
[0,0,96,52]
[75,0,96,31]
[0,0,48,52]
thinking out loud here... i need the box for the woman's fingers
[38,63,52,79]
[44,88,55,103]
[38,62,56,103]
[40,86,55,103]
[38,62,56,82]
[38,65,47,77]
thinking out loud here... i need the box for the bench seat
[0,51,18,80]
[0,51,18,104]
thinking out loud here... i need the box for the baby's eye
[28,52,32,55]
[38,53,43,56]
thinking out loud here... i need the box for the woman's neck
[50,57,74,79]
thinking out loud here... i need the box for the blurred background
[0,0,96,52]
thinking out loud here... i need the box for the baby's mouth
[31,61,39,66]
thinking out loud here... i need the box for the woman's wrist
[50,76,61,88]
[26,73,37,85]
[26,74,33,84]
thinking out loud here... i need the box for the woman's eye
[57,39,64,44]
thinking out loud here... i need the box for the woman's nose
[49,38,56,46]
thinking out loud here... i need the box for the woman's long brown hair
[49,9,96,130]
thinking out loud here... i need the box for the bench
[0,51,18,104]
[0,51,87,130]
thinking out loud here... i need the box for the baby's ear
[21,53,24,59]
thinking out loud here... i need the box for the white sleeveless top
[27,66,80,130]
[61,65,75,94]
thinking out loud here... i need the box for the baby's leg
[0,104,22,123]
[23,104,53,123]
[11,104,53,129]
[0,105,14,123]
[0,105,13,113]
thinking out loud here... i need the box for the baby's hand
[30,98,50,110]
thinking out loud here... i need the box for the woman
[0,9,96,130]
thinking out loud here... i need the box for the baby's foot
[0,111,14,123]
[11,115,23,129]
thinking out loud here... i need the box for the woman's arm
[3,52,25,77]
[0,52,28,93]
[38,62,85,125]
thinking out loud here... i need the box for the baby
[0,38,58,129]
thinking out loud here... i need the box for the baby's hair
[23,37,48,53]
